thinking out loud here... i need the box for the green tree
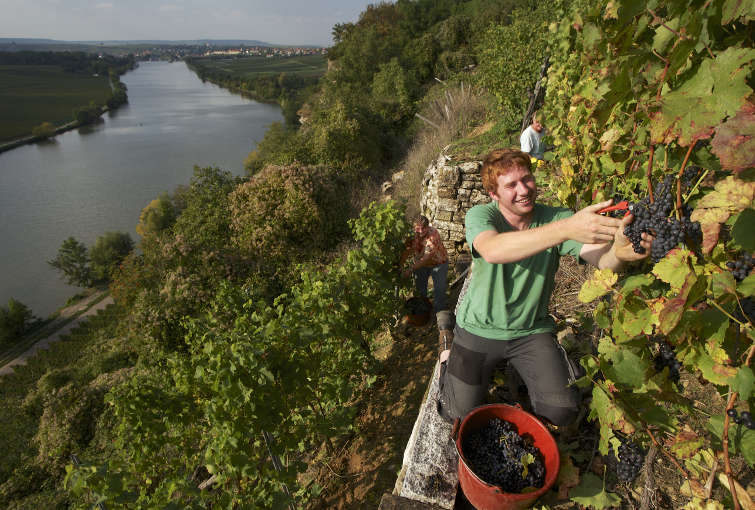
[136,193,176,236]
[89,232,134,284]
[48,237,91,287]
[371,57,418,122]
[474,3,562,130]
[31,122,56,139]
[0,298,33,347]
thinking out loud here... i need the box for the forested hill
[1,0,753,509]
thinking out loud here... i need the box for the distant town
[0,38,328,61]
[136,44,327,61]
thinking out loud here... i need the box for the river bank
[0,61,283,318]
[0,108,109,155]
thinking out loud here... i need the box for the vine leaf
[733,367,754,400]
[599,127,621,151]
[569,472,621,510]
[731,208,755,252]
[711,271,737,299]
[691,177,755,254]
[599,338,649,387]
[739,274,755,296]
[669,426,704,459]
[579,268,618,302]
[557,456,581,499]
[652,48,755,146]
[686,349,737,386]
[619,274,654,295]
[711,101,755,173]
[590,384,635,454]
[652,248,691,289]
[613,295,656,339]
[659,272,703,334]
[722,0,755,24]
[708,416,755,467]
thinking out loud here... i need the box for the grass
[197,54,327,79]
[0,65,111,142]
[394,81,494,220]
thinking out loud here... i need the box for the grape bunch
[616,439,645,482]
[727,409,755,430]
[623,175,702,262]
[653,340,681,383]
[462,417,545,493]
[682,165,703,189]
[726,253,754,281]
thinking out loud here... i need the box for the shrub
[229,163,351,293]
[31,122,56,139]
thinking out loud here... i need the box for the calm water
[0,61,282,316]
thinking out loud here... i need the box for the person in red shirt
[400,215,450,318]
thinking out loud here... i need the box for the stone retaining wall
[419,153,489,260]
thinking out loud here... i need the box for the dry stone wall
[419,153,489,260]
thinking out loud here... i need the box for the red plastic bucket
[404,297,432,326]
[454,404,560,510]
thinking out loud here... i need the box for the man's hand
[401,268,412,279]
[564,200,624,244]
[612,213,654,262]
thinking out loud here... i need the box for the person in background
[400,215,453,349]
[520,111,546,161]
[437,148,654,427]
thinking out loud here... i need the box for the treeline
[185,57,322,125]
[0,0,570,508]
[0,50,136,76]
[243,0,556,175]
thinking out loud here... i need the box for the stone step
[391,360,459,509]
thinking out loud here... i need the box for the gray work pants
[438,326,580,426]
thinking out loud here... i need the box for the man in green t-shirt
[437,148,653,426]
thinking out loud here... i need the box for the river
[0,61,283,317]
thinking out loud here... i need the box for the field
[197,54,327,78]
[0,65,111,142]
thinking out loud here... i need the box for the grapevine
[546,0,754,506]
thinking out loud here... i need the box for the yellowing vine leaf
[652,248,692,289]
[690,177,755,254]
[681,495,724,509]
[579,268,618,302]
[670,426,704,459]
[652,48,755,147]
[599,127,621,151]
[711,101,755,173]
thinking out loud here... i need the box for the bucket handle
[451,417,460,441]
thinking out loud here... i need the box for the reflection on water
[0,61,282,316]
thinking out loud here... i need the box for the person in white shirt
[520,112,545,160]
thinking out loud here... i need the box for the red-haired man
[438,149,653,427]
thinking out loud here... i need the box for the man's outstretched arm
[474,200,623,264]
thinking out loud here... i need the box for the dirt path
[0,294,114,376]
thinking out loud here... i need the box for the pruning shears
[597,200,631,217]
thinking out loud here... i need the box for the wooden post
[521,55,551,133]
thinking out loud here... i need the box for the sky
[0,0,378,47]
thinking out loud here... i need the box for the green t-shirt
[456,201,582,340]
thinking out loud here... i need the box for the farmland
[0,65,111,142]
[191,53,327,79]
